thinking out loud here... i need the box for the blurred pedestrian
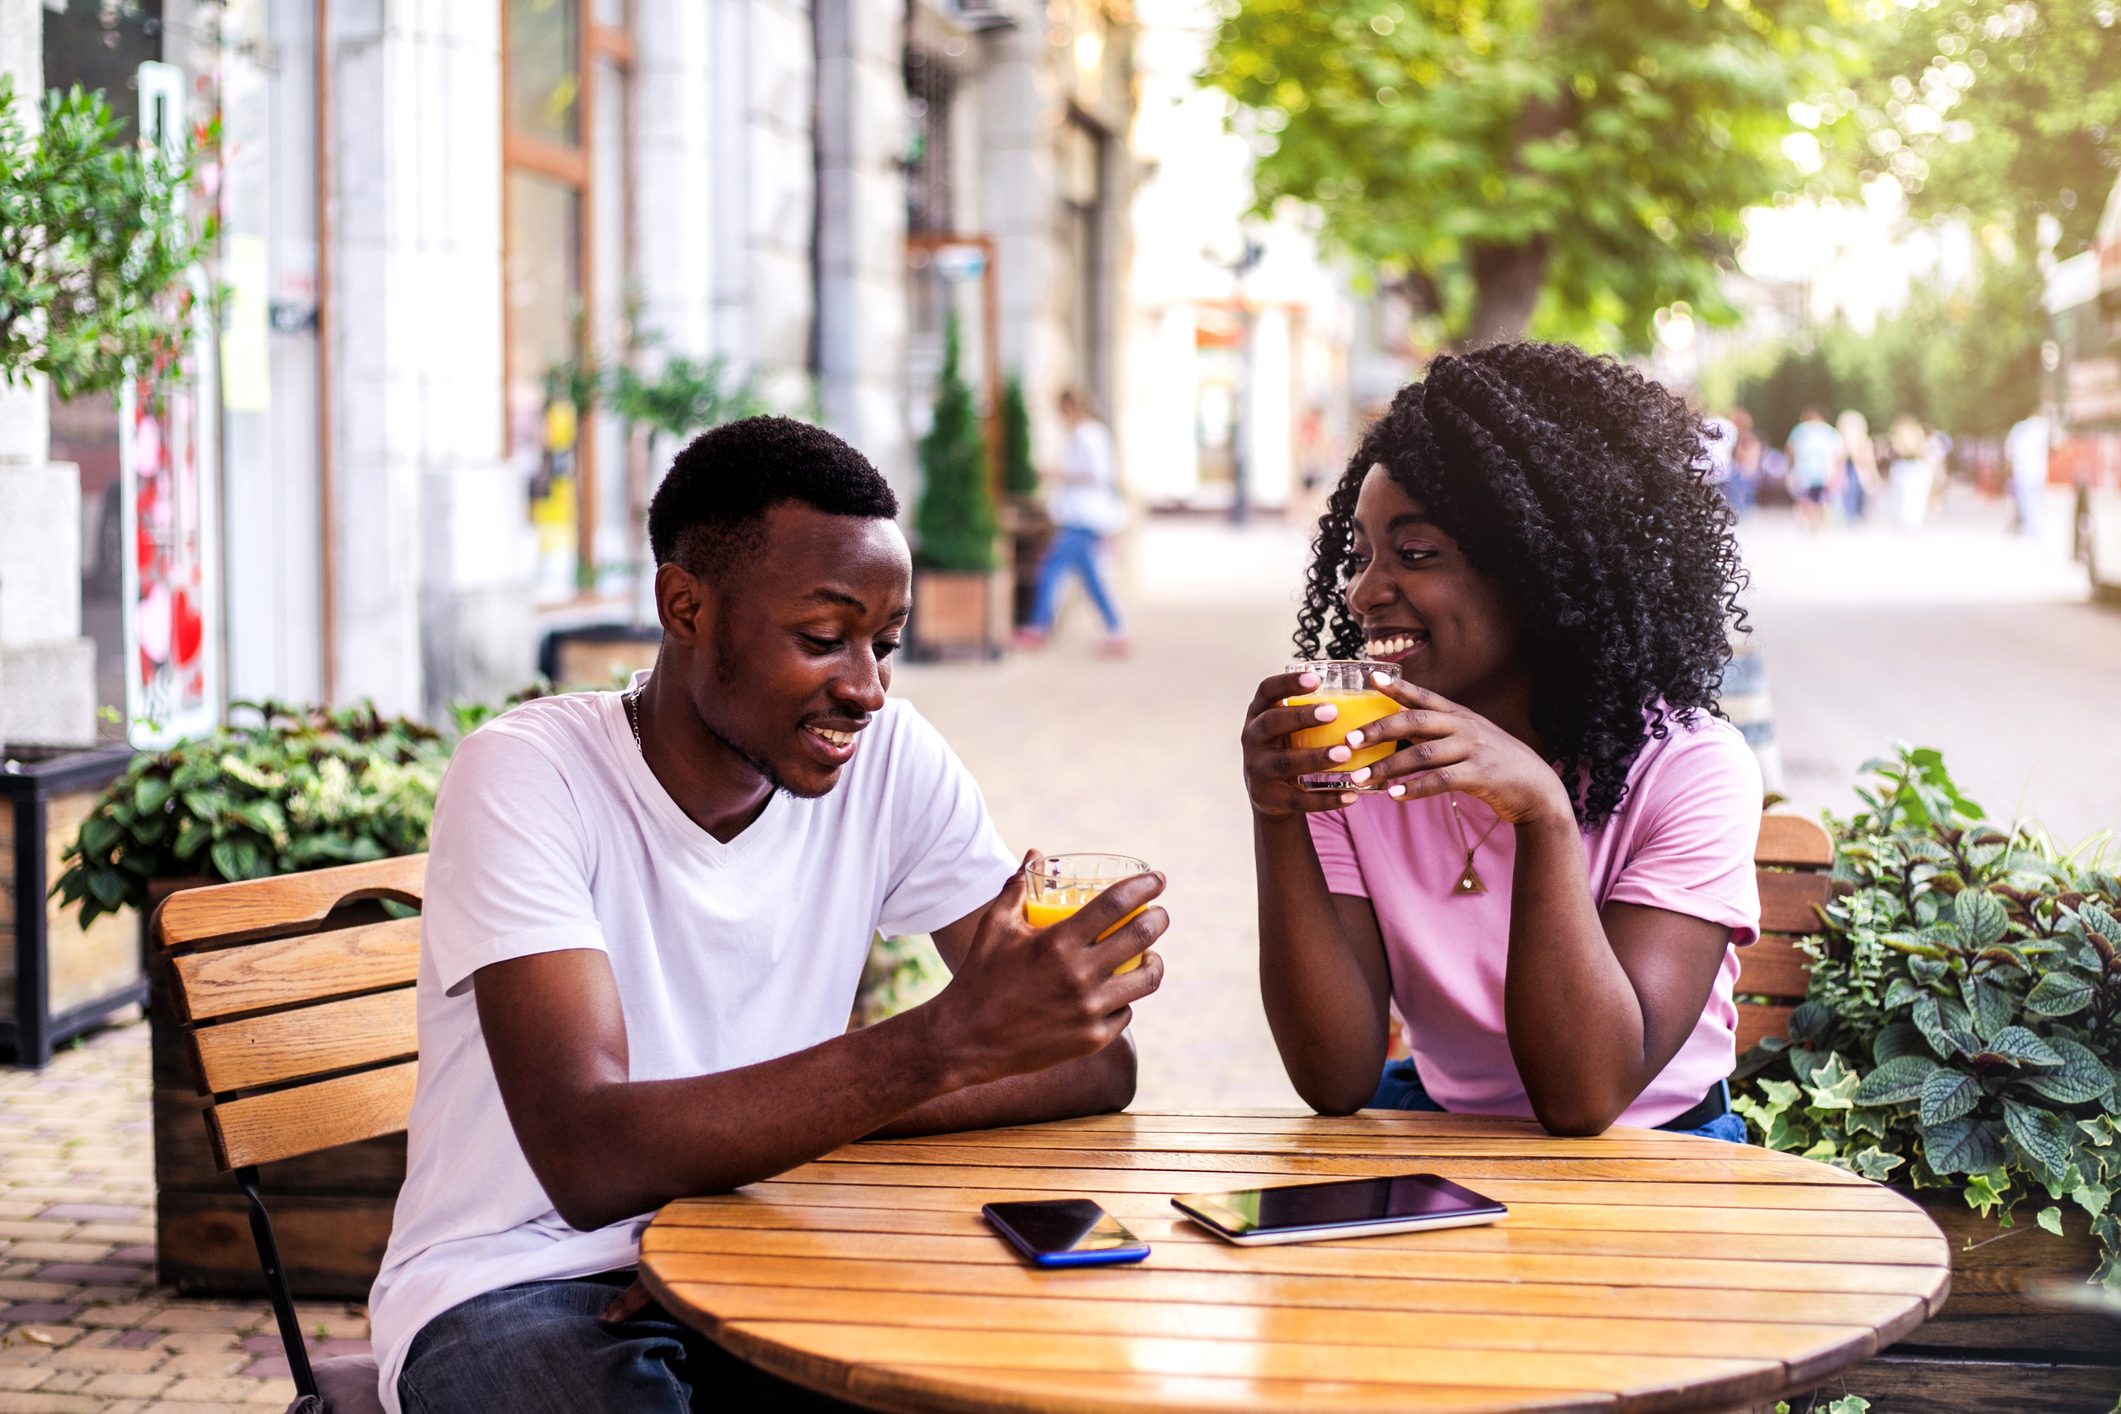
[1727,408,1763,516]
[1836,410,1880,523]
[1784,407,1844,531]
[1886,415,1933,532]
[2004,407,2053,539]
[1016,387,1130,656]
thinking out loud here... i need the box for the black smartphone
[1172,1172,1506,1245]
[981,1198,1151,1268]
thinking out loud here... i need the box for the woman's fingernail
[1301,673,1320,689]
[1328,745,1351,763]
[1351,767,1372,784]
[1346,730,1364,747]
[1339,792,1357,805]
[1387,783,1406,799]
[1314,703,1338,722]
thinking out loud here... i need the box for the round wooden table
[638,1110,1949,1413]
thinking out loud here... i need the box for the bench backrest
[1741,815,1834,1054]
[153,854,427,1172]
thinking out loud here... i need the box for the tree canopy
[1831,0,2121,257]
[1201,0,1853,351]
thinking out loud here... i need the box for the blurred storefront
[13,0,1138,739]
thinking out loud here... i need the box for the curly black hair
[1296,343,1747,828]
[648,415,899,579]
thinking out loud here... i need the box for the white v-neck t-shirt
[368,686,1015,1412]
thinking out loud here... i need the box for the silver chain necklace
[623,676,648,754]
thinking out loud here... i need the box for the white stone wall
[327,0,531,719]
[816,0,913,497]
[0,0,96,747]
[633,0,714,360]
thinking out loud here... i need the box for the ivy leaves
[1733,743,2121,1293]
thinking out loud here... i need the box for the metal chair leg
[235,1167,318,1399]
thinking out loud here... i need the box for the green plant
[0,79,219,400]
[1733,745,2121,1291]
[913,313,999,572]
[1000,374,1037,499]
[851,933,951,1029]
[605,353,769,442]
[51,702,450,929]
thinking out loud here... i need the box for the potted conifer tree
[910,314,1009,659]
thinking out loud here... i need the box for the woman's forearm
[1254,813,1391,1114]
[1503,812,1648,1134]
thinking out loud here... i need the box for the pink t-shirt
[1307,710,1762,1127]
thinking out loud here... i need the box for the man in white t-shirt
[371,417,1168,1413]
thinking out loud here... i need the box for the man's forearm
[872,1030,1135,1138]
[536,1003,971,1229]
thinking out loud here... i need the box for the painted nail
[1387,783,1406,799]
[1300,673,1320,689]
[1372,671,1392,687]
[1346,730,1365,747]
[1350,767,1372,784]
[1314,703,1338,722]
[1339,792,1356,805]
[1328,745,1352,763]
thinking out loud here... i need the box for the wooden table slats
[640,1111,1949,1413]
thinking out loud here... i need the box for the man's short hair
[647,415,900,579]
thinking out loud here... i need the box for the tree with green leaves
[0,80,216,400]
[1000,374,1037,499]
[913,314,999,572]
[1201,0,1853,351]
[1831,0,2121,257]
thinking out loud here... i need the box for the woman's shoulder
[1625,707,1763,814]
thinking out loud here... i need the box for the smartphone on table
[1172,1172,1505,1246]
[981,1198,1151,1268]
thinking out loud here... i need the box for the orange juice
[1024,891,1148,973]
[1285,688,1401,773]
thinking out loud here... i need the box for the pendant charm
[1454,855,1486,895]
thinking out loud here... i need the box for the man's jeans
[397,1269,862,1414]
[1368,1057,1750,1145]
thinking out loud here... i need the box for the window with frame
[503,0,635,603]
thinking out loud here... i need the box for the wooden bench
[153,854,425,1413]
[1740,813,1837,1052]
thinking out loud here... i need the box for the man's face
[679,503,913,799]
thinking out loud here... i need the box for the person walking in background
[2005,406,2054,539]
[1886,415,1935,533]
[1784,407,1844,531]
[1836,409,1881,524]
[1726,408,1763,518]
[1016,388,1130,656]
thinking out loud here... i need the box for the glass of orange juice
[1283,659,1404,792]
[1023,853,1153,974]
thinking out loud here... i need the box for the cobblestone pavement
[5,496,2116,1412]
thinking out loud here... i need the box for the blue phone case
[983,1203,1150,1267]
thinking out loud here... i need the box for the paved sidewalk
[0,1023,343,1413]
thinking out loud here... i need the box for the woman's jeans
[1368,1057,1749,1144]
[398,1269,862,1414]
[1029,525,1123,634]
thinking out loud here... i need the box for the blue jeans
[1368,1057,1749,1144]
[397,1269,863,1413]
[1029,525,1123,633]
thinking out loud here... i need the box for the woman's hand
[1241,670,1358,820]
[1342,674,1573,827]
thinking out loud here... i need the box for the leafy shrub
[52,702,450,928]
[913,312,999,572]
[1733,745,2121,1290]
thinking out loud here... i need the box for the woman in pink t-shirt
[1240,344,1762,1139]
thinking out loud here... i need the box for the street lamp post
[1213,236,1265,525]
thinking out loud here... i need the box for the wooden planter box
[150,892,405,1299]
[1,744,143,1066]
[1002,497,1055,630]
[1844,1191,2118,1411]
[910,564,1012,661]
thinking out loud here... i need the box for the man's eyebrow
[799,589,912,622]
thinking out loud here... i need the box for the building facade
[4,0,1134,744]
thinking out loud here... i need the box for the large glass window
[503,0,633,602]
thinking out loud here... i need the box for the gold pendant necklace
[1445,793,1503,896]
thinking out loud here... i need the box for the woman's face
[1342,464,1530,717]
